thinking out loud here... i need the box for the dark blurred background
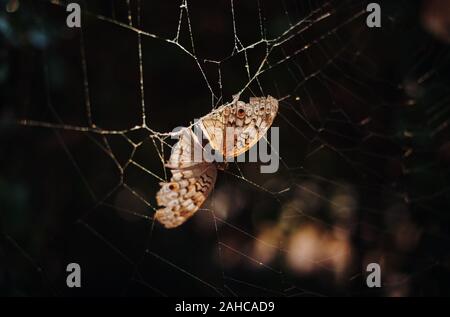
[1,0,450,296]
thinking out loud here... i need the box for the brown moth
[155,96,278,228]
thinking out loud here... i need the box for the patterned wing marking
[155,164,217,228]
[199,95,279,158]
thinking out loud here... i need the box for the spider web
[2,0,450,296]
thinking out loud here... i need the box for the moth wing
[155,163,217,229]
[166,128,206,169]
[199,96,279,158]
